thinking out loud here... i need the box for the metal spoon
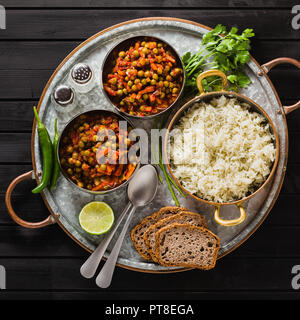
[95,164,158,288]
[79,165,158,281]
[80,202,133,279]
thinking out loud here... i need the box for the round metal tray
[6,18,300,273]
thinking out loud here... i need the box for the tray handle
[5,170,56,229]
[259,57,300,115]
[214,203,246,227]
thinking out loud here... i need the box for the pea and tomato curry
[103,38,184,117]
[59,112,137,192]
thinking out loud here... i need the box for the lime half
[79,202,114,235]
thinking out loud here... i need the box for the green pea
[110,77,117,85]
[144,71,151,78]
[75,160,81,167]
[117,89,123,96]
[72,152,79,159]
[92,135,98,142]
[138,70,144,77]
[66,145,73,153]
[133,50,140,58]
[78,141,85,148]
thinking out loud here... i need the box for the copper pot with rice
[164,70,280,227]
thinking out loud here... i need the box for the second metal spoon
[80,165,158,282]
[95,164,158,288]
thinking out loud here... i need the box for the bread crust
[130,215,154,260]
[155,223,220,270]
[143,211,207,262]
[130,206,187,261]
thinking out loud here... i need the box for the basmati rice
[169,96,276,203]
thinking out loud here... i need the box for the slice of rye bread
[143,211,207,263]
[130,207,187,260]
[155,223,220,270]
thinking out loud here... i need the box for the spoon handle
[80,202,133,279]
[95,205,136,288]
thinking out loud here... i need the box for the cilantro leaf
[182,24,255,95]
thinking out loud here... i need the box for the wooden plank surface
[1,0,296,8]
[0,257,297,291]
[1,10,299,40]
[0,2,299,299]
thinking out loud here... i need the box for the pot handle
[196,69,228,94]
[259,57,300,115]
[5,170,56,229]
[214,203,246,227]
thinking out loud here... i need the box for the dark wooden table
[0,1,300,300]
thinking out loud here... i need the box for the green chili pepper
[49,118,60,191]
[32,106,53,194]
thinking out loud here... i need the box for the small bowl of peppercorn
[102,36,185,119]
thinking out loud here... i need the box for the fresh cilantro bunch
[182,24,255,96]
